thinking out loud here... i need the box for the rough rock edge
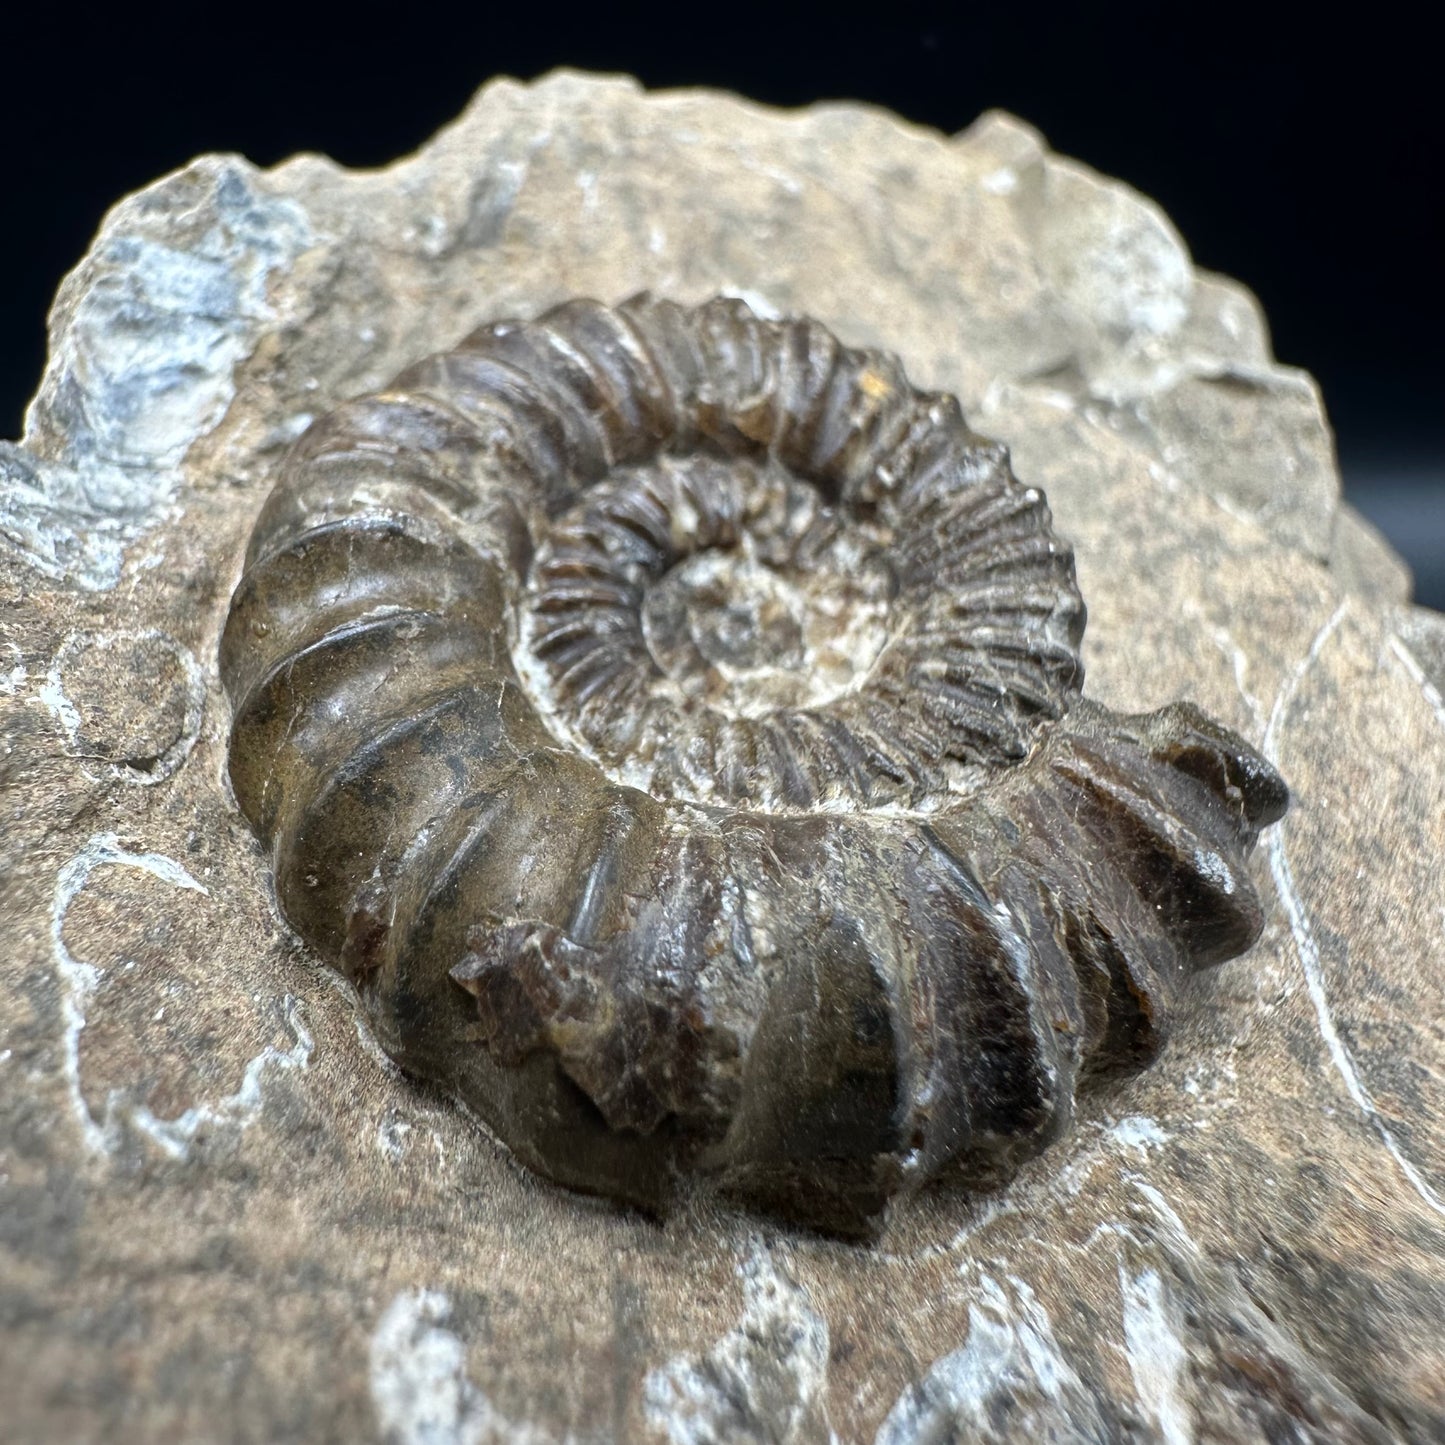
[955,109,1343,565]
[0,70,1389,603]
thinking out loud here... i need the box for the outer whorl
[220,295,1288,1236]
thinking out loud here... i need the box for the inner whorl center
[641,541,893,716]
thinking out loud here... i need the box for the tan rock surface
[2,71,1443,1442]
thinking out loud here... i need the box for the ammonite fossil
[220,295,1288,1236]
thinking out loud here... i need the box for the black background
[4,5,1441,602]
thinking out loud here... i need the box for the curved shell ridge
[677,296,782,456]
[541,297,682,458]
[894,823,1081,1178]
[447,804,745,1136]
[227,609,493,835]
[409,345,608,506]
[222,513,505,697]
[1046,714,1276,970]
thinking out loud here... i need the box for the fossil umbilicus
[220,295,1287,1236]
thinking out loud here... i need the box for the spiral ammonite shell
[220,295,1288,1236]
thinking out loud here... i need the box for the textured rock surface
[2,70,1443,1442]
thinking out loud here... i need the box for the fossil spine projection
[220,295,1288,1236]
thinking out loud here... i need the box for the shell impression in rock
[220,295,1288,1236]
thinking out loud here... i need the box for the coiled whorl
[221,294,1287,1236]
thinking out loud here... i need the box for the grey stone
[0,161,310,590]
[2,69,1443,1443]
[1395,605,1445,699]
[1331,505,1414,610]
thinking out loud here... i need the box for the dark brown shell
[220,295,1288,1236]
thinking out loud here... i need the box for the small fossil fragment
[220,295,1287,1236]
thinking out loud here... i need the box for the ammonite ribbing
[220,294,1288,1236]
